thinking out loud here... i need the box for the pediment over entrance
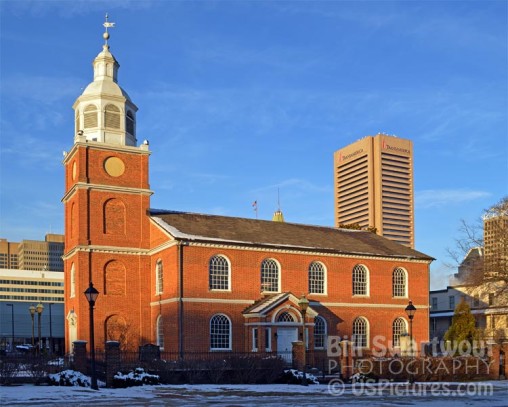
[242,292,318,321]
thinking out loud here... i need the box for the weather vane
[103,13,116,46]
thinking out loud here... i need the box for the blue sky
[0,1,506,289]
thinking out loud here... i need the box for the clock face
[72,161,77,180]
[104,156,125,177]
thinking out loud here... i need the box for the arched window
[126,111,135,135]
[70,263,76,298]
[309,261,326,294]
[352,264,369,296]
[156,315,164,350]
[155,260,163,295]
[83,104,98,128]
[261,259,280,292]
[104,104,121,129]
[392,317,407,347]
[392,268,407,297]
[210,314,231,350]
[209,255,230,290]
[277,311,296,323]
[314,316,327,349]
[352,317,369,348]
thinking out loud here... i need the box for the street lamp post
[48,303,53,354]
[6,304,14,351]
[405,300,417,384]
[36,302,44,354]
[84,282,100,390]
[298,294,309,386]
[29,305,36,348]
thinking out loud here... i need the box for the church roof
[150,210,433,261]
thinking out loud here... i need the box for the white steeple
[73,14,138,146]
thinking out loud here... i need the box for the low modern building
[0,269,65,353]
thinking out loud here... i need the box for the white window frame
[252,328,258,352]
[265,327,272,352]
[209,255,231,291]
[70,263,75,298]
[392,317,407,348]
[392,267,408,298]
[308,261,327,295]
[352,317,369,348]
[261,258,281,293]
[155,260,163,295]
[352,264,369,296]
[314,316,327,349]
[210,314,232,351]
[156,315,164,350]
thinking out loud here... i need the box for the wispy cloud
[416,189,491,209]
[1,75,82,105]
[251,178,331,195]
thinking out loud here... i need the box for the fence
[0,352,73,385]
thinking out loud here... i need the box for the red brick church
[63,27,432,359]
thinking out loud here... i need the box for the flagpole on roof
[252,200,258,219]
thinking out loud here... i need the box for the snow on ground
[2,381,508,406]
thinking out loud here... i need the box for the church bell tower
[62,16,152,352]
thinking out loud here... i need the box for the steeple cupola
[73,14,138,147]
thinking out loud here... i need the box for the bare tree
[447,197,508,293]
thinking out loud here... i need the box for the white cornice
[148,240,178,256]
[316,302,429,309]
[149,297,255,307]
[63,141,150,165]
[181,241,431,264]
[63,245,150,260]
[62,182,153,203]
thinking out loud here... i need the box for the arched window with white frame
[261,258,280,293]
[309,261,326,294]
[210,314,232,350]
[392,267,407,297]
[352,264,369,296]
[352,317,369,348]
[155,260,163,295]
[209,255,230,290]
[156,315,164,350]
[392,317,407,347]
[314,316,327,349]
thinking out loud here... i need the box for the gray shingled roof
[150,209,433,261]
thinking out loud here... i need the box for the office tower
[0,234,64,272]
[483,202,508,278]
[0,239,19,269]
[334,134,414,248]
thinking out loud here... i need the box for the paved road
[2,382,508,406]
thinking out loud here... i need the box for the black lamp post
[48,303,53,354]
[84,282,99,390]
[29,305,35,348]
[6,304,14,351]
[298,294,309,386]
[405,300,417,384]
[36,302,44,354]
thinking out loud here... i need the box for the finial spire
[103,13,116,47]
